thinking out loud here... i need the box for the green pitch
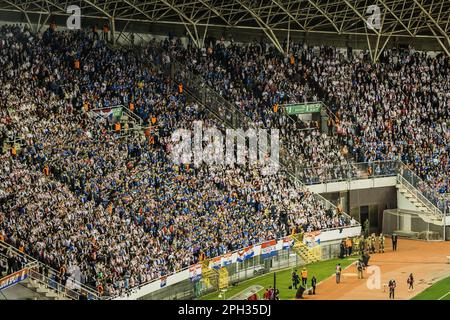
[411,276,450,300]
[200,257,355,300]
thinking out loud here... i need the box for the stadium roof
[0,0,449,55]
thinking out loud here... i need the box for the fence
[169,59,250,130]
[137,240,342,300]
[294,160,400,185]
[382,209,448,241]
[90,105,143,135]
[399,166,448,214]
[0,241,99,300]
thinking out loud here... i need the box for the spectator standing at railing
[7,251,16,275]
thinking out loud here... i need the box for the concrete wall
[322,186,397,234]
[348,187,397,234]
[397,191,421,212]
[306,177,397,194]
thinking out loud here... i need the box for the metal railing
[90,105,143,126]
[116,224,357,299]
[294,160,400,185]
[0,241,99,300]
[26,267,83,300]
[170,59,251,130]
[291,159,447,217]
[397,174,445,218]
[398,166,447,215]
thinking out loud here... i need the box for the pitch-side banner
[303,231,321,247]
[188,264,202,282]
[221,253,233,267]
[0,268,29,291]
[261,240,278,259]
[282,237,295,250]
[209,256,222,270]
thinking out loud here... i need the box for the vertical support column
[110,16,116,45]
[444,201,447,241]
[340,191,349,215]
[286,17,290,54]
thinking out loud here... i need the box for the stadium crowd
[165,40,358,182]
[0,23,447,298]
[0,25,349,297]
[162,39,448,194]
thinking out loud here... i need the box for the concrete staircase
[21,278,70,300]
[200,260,219,289]
[397,184,429,213]
[218,268,229,290]
[291,235,321,264]
[396,180,444,226]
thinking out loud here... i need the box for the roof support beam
[37,12,52,32]
[0,0,446,47]
[158,0,201,47]
[427,23,450,56]
[271,0,307,32]
[412,0,450,46]
[373,5,388,62]
[122,0,154,23]
[83,0,111,18]
[115,19,130,44]
[43,0,65,13]
[375,33,393,61]
[4,0,33,29]
[342,0,381,36]
[197,0,231,26]
[158,0,196,26]
[306,0,340,33]
[235,0,284,53]
[378,0,414,37]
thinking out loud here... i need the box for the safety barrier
[0,241,99,300]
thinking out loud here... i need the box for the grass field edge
[411,274,450,300]
[198,257,357,300]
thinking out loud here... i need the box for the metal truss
[0,0,448,57]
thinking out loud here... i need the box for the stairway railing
[0,241,99,300]
[397,174,444,218]
[398,164,447,214]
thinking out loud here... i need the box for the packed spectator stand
[162,38,448,194]
[0,25,351,298]
[0,23,447,298]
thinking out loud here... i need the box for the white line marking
[438,291,450,300]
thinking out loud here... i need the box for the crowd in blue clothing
[163,39,449,195]
[0,23,446,299]
[0,26,349,298]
